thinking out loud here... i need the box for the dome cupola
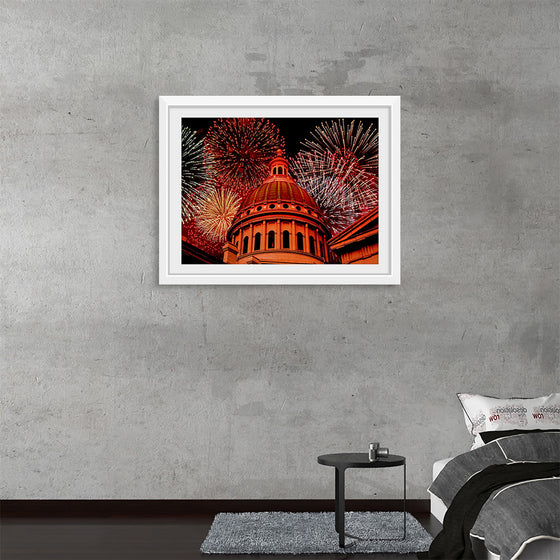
[237,149,320,213]
[269,148,289,177]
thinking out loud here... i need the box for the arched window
[273,167,277,174]
[296,232,304,251]
[317,239,322,258]
[282,230,290,249]
[254,232,261,251]
[309,236,315,255]
[268,230,275,249]
[242,236,249,254]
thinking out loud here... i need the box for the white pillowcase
[457,393,560,448]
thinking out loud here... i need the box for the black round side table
[317,453,406,548]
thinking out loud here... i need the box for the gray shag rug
[200,511,433,554]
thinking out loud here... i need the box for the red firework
[291,150,376,234]
[182,219,224,258]
[294,119,379,232]
[204,118,285,192]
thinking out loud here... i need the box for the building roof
[237,178,320,212]
[328,207,379,251]
[181,238,222,264]
[235,149,321,214]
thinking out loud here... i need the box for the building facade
[327,208,379,264]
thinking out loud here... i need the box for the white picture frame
[159,96,400,285]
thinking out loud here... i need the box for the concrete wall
[1,0,558,500]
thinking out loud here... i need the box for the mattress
[429,457,452,524]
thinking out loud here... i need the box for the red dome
[238,178,320,212]
[223,150,331,264]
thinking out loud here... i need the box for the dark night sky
[182,117,378,157]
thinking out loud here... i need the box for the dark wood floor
[0,513,441,560]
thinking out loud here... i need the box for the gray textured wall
[1,0,558,500]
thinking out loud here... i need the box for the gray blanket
[471,477,560,559]
[429,432,560,560]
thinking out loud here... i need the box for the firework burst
[292,119,379,233]
[181,125,207,223]
[194,182,242,243]
[302,119,379,177]
[204,118,285,192]
[291,150,377,234]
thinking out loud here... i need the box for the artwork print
[181,117,379,265]
[159,96,400,284]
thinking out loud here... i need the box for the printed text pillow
[457,393,560,440]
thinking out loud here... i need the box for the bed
[424,393,560,560]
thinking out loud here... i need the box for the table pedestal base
[333,462,406,548]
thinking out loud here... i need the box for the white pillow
[457,393,560,443]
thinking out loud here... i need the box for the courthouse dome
[236,150,320,213]
[223,150,332,265]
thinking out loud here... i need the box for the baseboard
[0,499,429,518]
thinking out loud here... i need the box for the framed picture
[159,96,400,285]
